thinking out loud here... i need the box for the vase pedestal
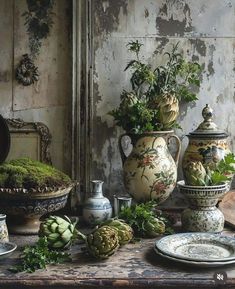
[178,180,228,233]
[181,207,224,233]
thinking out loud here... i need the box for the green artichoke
[158,94,179,128]
[39,216,77,249]
[184,161,207,186]
[120,91,138,111]
[143,217,165,237]
[101,219,133,245]
[86,226,120,259]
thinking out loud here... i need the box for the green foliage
[186,153,235,186]
[110,40,202,133]
[9,237,71,273]
[0,158,71,189]
[208,153,235,185]
[110,99,159,134]
[119,201,173,237]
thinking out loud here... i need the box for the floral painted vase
[83,180,112,225]
[182,104,231,176]
[178,180,228,232]
[119,131,181,203]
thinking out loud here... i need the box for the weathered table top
[1,229,235,289]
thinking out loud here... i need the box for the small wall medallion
[15,54,39,86]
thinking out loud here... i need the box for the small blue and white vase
[83,180,112,225]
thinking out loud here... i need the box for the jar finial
[202,104,213,122]
[196,104,218,132]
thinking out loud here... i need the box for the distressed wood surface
[219,190,235,228]
[0,230,235,289]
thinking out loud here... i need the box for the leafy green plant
[9,237,71,273]
[185,153,235,186]
[109,41,202,133]
[118,201,173,237]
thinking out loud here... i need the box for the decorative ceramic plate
[154,247,235,268]
[155,233,235,262]
[0,242,17,259]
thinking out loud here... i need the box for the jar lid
[189,104,228,138]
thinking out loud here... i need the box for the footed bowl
[0,185,74,235]
[177,180,229,232]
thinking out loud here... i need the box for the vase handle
[118,133,129,164]
[167,134,181,166]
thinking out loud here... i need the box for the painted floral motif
[182,138,231,175]
[122,132,180,203]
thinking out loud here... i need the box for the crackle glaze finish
[122,132,180,203]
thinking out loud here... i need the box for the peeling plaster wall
[91,0,235,205]
[0,0,72,174]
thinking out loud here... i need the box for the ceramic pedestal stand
[178,181,228,232]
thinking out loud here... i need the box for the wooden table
[1,229,235,289]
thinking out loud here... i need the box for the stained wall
[90,0,235,205]
[0,0,72,174]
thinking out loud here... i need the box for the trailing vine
[22,0,55,59]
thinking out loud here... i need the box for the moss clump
[0,158,71,190]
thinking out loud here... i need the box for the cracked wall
[91,0,235,205]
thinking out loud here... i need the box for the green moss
[0,158,72,189]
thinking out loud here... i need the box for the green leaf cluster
[208,153,235,185]
[9,237,71,273]
[110,100,159,134]
[118,201,173,237]
[110,40,202,133]
[187,153,235,186]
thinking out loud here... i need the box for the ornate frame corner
[6,118,52,165]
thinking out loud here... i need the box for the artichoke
[86,226,120,259]
[184,161,207,186]
[120,91,138,111]
[158,94,179,127]
[143,217,165,237]
[39,216,77,249]
[101,219,133,245]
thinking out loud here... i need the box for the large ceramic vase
[178,180,228,232]
[119,131,181,203]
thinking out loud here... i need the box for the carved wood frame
[6,118,52,165]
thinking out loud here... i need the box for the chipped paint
[94,0,128,35]
[189,39,207,57]
[156,1,193,36]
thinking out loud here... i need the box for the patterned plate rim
[154,247,235,268]
[155,233,235,262]
[0,241,17,256]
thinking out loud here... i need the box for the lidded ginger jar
[182,104,231,176]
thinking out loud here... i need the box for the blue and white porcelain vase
[83,180,112,225]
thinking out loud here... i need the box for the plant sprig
[9,237,71,273]
[119,201,174,237]
[208,153,235,185]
